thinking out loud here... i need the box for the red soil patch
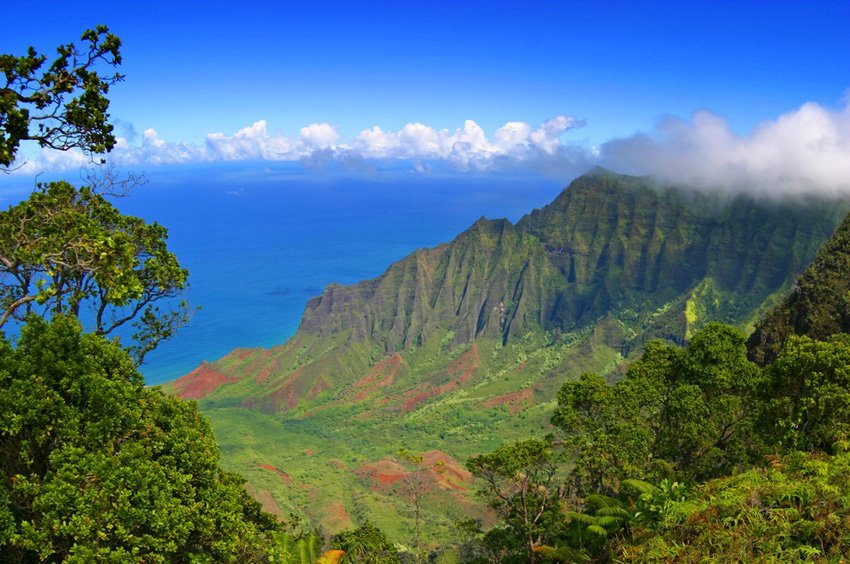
[400,386,434,413]
[243,367,305,411]
[398,344,480,412]
[355,458,408,491]
[420,450,473,492]
[446,343,479,384]
[257,463,292,485]
[230,348,256,360]
[254,365,272,384]
[309,377,329,399]
[355,451,473,494]
[253,489,282,516]
[170,362,235,400]
[245,352,267,380]
[322,501,351,531]
[483,387,535,413]
[353,353,403,401]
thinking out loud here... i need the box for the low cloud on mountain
[600,99,850,196]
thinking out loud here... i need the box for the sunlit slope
[165,170,849,543]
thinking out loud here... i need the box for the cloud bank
[599,100,850,196]
[9,99,850,197]
[10,116,586,176]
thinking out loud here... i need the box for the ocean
[2,163,568,384]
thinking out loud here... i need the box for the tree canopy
[0,316,288,562]
[1,25,122,169]
[552,323,762,494]
[0,180,188,364]
[465,439,566,563]
[330,522,400,563]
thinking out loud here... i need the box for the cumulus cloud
[600,100,850,196]
[300,123,340,148]
[7,115,586,176]
[350,116,583,170]
[205,120,298,161]
[19,102,850,198]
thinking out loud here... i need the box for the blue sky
[5,1,850,190]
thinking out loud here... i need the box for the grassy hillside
[164,170,849,547]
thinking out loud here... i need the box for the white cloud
[348,116,582,170]
[11,102,849,196]
[206,120,297,161]
[600,100,850,196]
[6,115,586,176]
[494,121,533,151]
[300,123,340,148]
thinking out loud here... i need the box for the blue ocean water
[3,163,568,384]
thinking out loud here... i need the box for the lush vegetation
[0,317,297,562]
[748,208,850,365]
[0,179,190,364]
[1,25,122,168]
[459,324,850,562]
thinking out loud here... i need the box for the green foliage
[466,439,565,562]
[279,533,325,563]
[482,321,850,560]
[0,180,189,364]
[613,451,850,561]
[760,334,850,453]
[0,316,285,562]
[553,323,762,493]
[1,25,122,168]
[184,171,847,546]
[331,521,400,563]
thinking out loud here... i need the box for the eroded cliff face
[290,170,843,362]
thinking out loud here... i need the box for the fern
[586,525,608,537]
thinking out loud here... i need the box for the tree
[1,25,122,169]
[395,449,444,563]
[0,180,189,364]
[551,370,656,497]
[466,439,566,563]
[760,334,850,453]
[330,521,400,563]
[553,324,763,491]
[0,316,288,562]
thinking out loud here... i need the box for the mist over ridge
[600,98,850,198]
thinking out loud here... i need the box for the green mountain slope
[164,170,849,547]
[747,210,850,365]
